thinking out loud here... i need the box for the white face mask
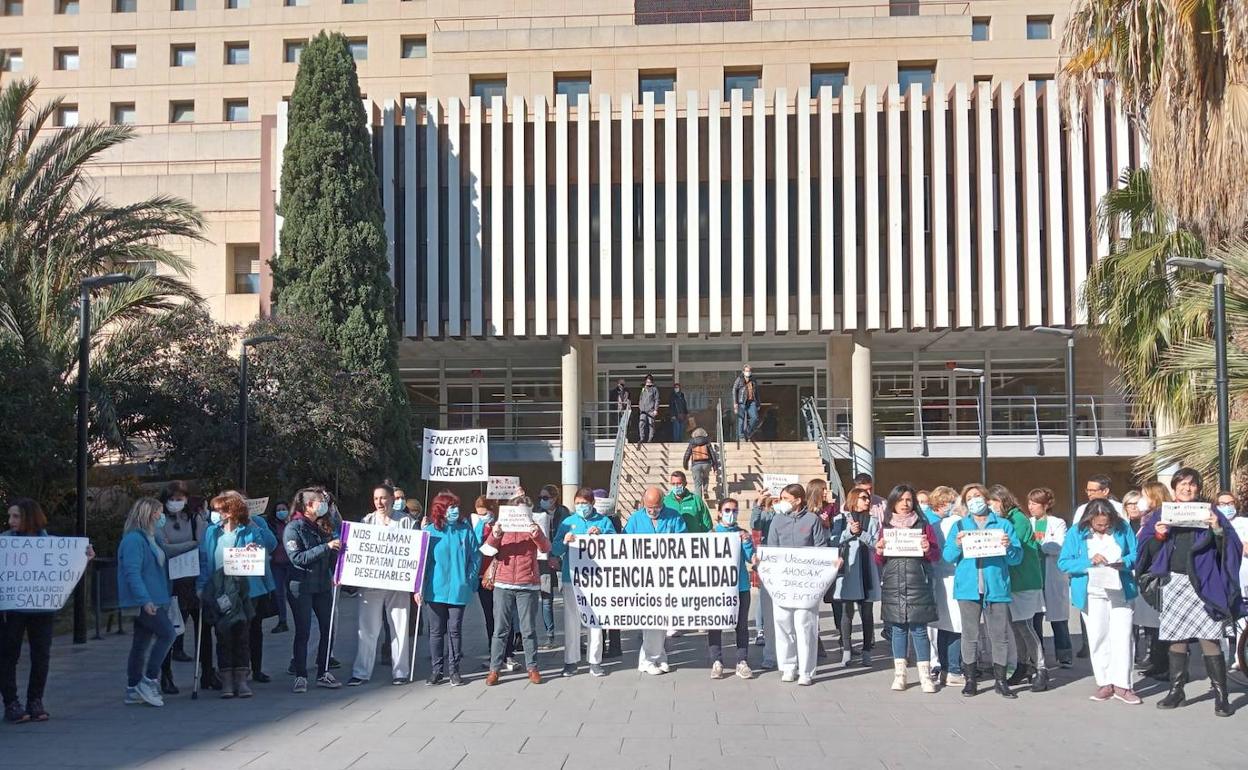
[166,499,186,514]
[772,500,793,516]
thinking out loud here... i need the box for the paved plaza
[3,592,1244,769]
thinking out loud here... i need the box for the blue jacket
[550,509,618,582]
[622,507,688,535]
[1057,521,1139,612]
[712,524,755,592]
[196,521,277,598]
[422,520,481,606]
[942,513,1023,603]
[117,529,172,609]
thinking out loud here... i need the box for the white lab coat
[930,514,963,633]
[1037,515,1071,622]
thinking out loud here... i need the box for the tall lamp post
[1166,257,1230,488]
[954,367,988,484]
[75,273,136,644]
[1036,327,1077,513]
[238,335,280,492]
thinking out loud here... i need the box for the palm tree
[1062,0,1248,245]
[0,78,204,501]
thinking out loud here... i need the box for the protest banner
[762,473,800,496]
[882,528,926,557]
[421,428,489,482]
[961,529,1008,559]
[568,533,742,630]
[593,497,616,517]
[168,550,200,580]
[245,497,269,518]
[486,475,520,500]
[223,547,266,577]
[755,547,842,610]
[497,505,535,533]
[0,536,90,611]
[334,522,429,592]
[1161,501,1213,529]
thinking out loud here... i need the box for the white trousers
[562,583,603,665]
[351,588,411,681]
[1083,589,1134,689]
[637,630,668,669]
[760,587,776,667]
[773,605,818,679]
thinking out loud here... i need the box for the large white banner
[0,536,91,611]
[568,533,741,630]
[755,546,842,610]
[335,521,429,593]
[421,428,489,482]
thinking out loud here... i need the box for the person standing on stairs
[683,427,720,499]
[664,471,712,533]
[638,374,660,444]
[669,382,689,443]
[731,365,762,441]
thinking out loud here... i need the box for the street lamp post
[75,273,136,644]
[954,367,988,484]
[238,335,280,492]
[1037,327,1077,514]
[1166,257,1231,488]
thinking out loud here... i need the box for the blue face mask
[393,500,406,512]
[967,498,988,516]
[920,504,933,517]
[575,503,592,517]
[209,510,223,526]
[447,506,460,522]
[156,513,168,530]
[276,508,289,521]
[315,501,329,516]
[672,485,686,496]
[1217,504,1237,519]
[538,498,553,511]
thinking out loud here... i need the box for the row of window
[52,98,250,126]
[972,15,1053,42]
[0,0,387,13]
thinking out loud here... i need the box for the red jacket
[486,526,551,588]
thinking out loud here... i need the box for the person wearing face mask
[669,382,689,442]
[150,483,207,695]
[1026,488,1073,670]
[1216,491,1248,618]
[1132,481,1170,680]
[638,375,660,444]
[623,487,688,674]
[472,497,520,671]
[613,378,632,427]
[766,483,830,686]
[731,365,762,441]
[706,498,757,679]
[267,501,292,634]
[417,491,480,687]
[683,428,720,499]
[664,471,712,534]
[594,488,626,660]
[986,485,1049,693]
[873,484,940,693]
[550,488,617,677]
[751,493,776,658]
[284,488,344,693]
[118,497,179,708]
[534,484,568,649]
[943,484,1023,698]
[925,486,964,686]
[346,484,420,687]
[483,495,553,686]
[831,486,880,668]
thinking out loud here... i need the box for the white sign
[593,497,616,517]
[961,529,1008,559]
[168,550,200,580]
[755,547,842,610]
[223,547,266,577]
[245,497,269,518]
[335,522,429,592]
[0,536,90,611]
[883,528,926,557]
[421,428,489,482]
[486,476,521,500]
[1161,501,1212,529]
[498,505,535,534]
[762,473,800,497]
[569,533,742,630]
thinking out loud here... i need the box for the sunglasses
[722,508,738,515]
[538,495,553,501]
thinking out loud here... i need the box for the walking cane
[324,584,340,675]
[407,598,423,683]
[191,604,204,700]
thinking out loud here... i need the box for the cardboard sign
[1161,501,1212,529]
[497,505,535,533]
[223,547,266,576]
[762,473,800,497]
[245,497,269,518]
[168,550,200,580]
[334,522,429,592]
[486,475,521,500]
[755,547,842,610]
[883,528,926,557]
[961,529,1008,559]
[421,428,489,482]
[568,533,742,630]
[0,536,90,611]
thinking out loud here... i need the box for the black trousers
[291,588,333,678]
[427,602,466,675]
[249,613,265,674]
[215,620,250,670]
[839,600,875,652]
[0,612,54,704]
[708,591,752,665]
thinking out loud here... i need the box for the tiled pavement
[2,592,1244,769]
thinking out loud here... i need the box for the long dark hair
[882,484,920,528]
[6,498,47,534]
[1078,498,1125,533]
[987,484,1021,516]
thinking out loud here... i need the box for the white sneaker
[946,672,966,686]
[124,687,144,705]
[640,662,663,676]
[590,665,606,677]
[754,633,766,647]
[841,650,853,666]
[780,670,798,683]
[798,675,814,686]
[292,676,308,693]
[711,661,724,679]
[735,661,754,680]
[317,673,342,689]
[136,677,164,707]
[503,658,521,673]
[658,662,671,674]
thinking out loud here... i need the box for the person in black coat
[874,484,940,693]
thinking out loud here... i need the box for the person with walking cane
[283,488,343,693]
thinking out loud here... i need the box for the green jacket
[1005,507,1044,592]
[663,490,712,533]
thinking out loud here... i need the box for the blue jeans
[888,622,931,663]
[936,629,962,675]
[737,402,759,440]
[271,563,290,623]
[128,608,176,687]
[671,418,686,442]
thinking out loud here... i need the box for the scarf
[889,510,918,530]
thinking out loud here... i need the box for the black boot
[961,666,978,698]
[605,630,622,659]
[201,668,223,691]
[1141,638,1170,681]
[160,669,179,696]
[1033,667,1050,692]
[1204,654,1234,717]
[992,664,1017,699]
[1156,650,1188,709]
[171,635,193,663]
[1006,663,1033,687]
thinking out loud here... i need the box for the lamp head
[1034,326,1074,338]
[242,334,280,348]
[82,273,136,291]
[1166,257,1225,273]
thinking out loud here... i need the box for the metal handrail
[1090,395,1103,456]
[800,396,846,500]
[715,398,728,501]
[606,405,631,510]
[1031,396,1044,456]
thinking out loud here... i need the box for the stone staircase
[614,440,829,515]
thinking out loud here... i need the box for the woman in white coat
[925,486,964,686]
[1026,488,1073,668]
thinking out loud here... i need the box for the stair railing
[800,396,845,500]
[715,397,728,501]
[606,404,632,512]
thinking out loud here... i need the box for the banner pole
[408,602,423,683]
[191,603,203,700]
[324,583,340,675]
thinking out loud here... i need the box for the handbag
[480,558,499,591]
[253,590,278,620]
[1137,571,1168,611]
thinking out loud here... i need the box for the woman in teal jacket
[418,491,480,686]
[1058,498,1141,704]
[550,487,616,678]
[988,485,1049,692]
[117,498,177,708]
[942,484,1022,699]
[706,498,756,680]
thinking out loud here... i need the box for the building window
[0,50,22,72]
[283,40,305,63]
[972,17,990,41]
[171,44,195,67]
[810,66,847,95]
[111,102,136,125]
[346,38,368,60]
[555,74,591,100]
[897,63,935,95]
[57,0,79,14]
[230,244,261,294]
[470,76,506,101]
[724,69,761,101]
[284,0,309,5]
[888,0,918,16]
[401,93,426,112]
[169,100,195,123]
[638,70,675,99]
[224,99,249,122]
[1026,16,1053,40]
[1029,74,1055,91]
[171,0,193,9]
[225,42,250,65]
[113,46,137,70]
[400,35,427,59]
[54,47,80,71]
[226,0,248,7]
[113,0,135,11]
[56,105,79,127]
[973,75,993,86]
[2,0,23,16]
